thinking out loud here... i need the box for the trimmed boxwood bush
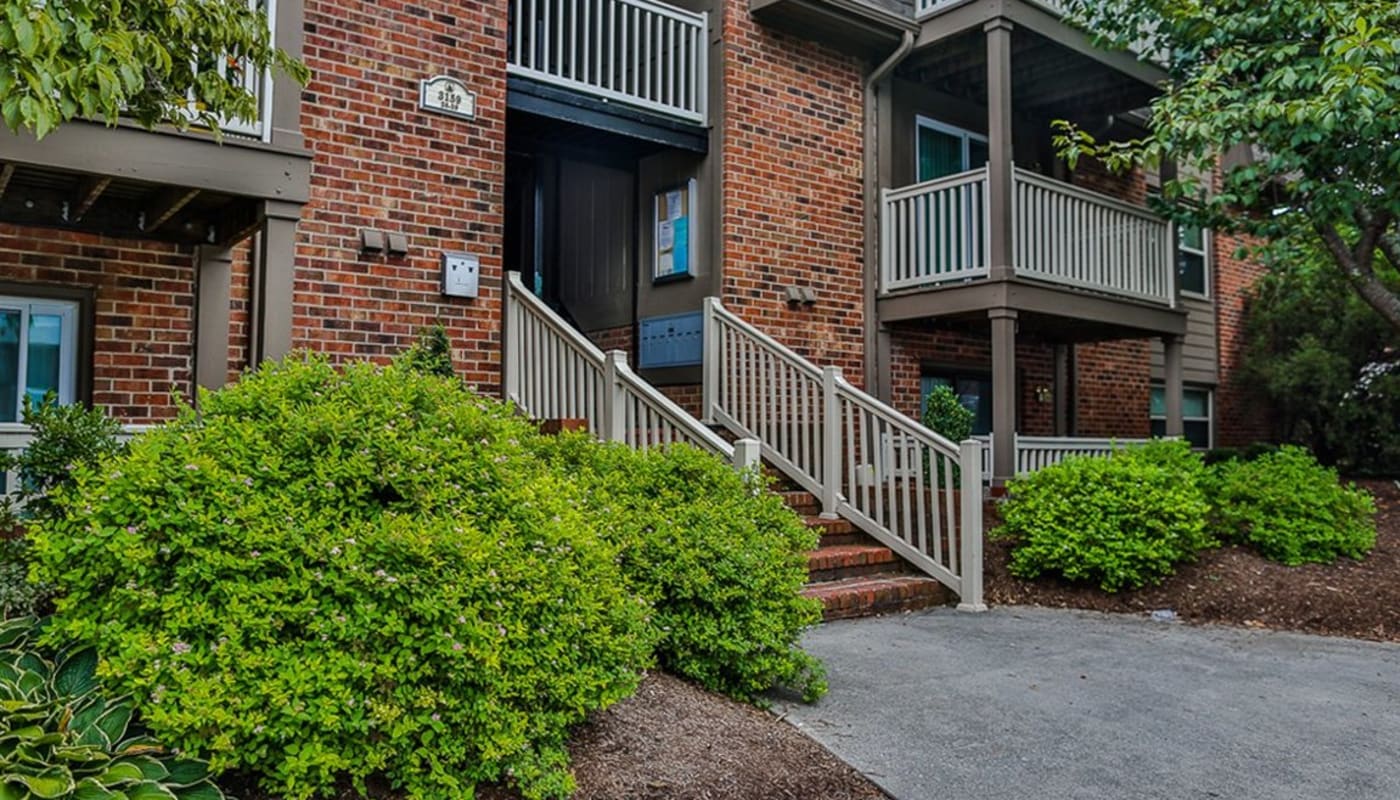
[1208,445,1376,565]
[994,439,1214,592]
[29,357,656,800]
[543,436,826,704]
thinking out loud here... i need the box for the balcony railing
[508,0,708,125]
[879,165,1175,305]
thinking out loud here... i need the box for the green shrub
[395,323,456,379]
[994,439,1214,592]
[1208,445,1376,565]
[0,537,51,619]
[4,395,126,524]
[543,435,826,704]
[921,385,973,444]
[0,616,225,800]
[30,356,655,800]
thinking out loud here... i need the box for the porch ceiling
[0,161,262,247]
[900,27,1160,122]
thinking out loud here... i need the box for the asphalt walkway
[775,607,1400,800]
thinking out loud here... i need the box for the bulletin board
[653,178,697,282]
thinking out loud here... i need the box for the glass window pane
[1182,389,1208,418]
[918,127,964,182]
[25,313,63,408]
[1184,420,1210,449]
[968,138,989,169]
[1150,419,1166,439]
[1179,224,1204,252]
[0,310,19,423]
[1178,251,1206,294]
[1149,387,1165,417]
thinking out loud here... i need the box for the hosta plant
[0,616,223,800]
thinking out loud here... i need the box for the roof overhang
[750,0,920,59]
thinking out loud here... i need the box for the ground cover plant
[543,436,825,704]
[0,615,224,800]
[28,357,656,800]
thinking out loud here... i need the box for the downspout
[862,30,915,398]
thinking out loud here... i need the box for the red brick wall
[0,225,195,424]
[1212,229,1272,446]
[886,328,1055,436]
[718,0,867,383]
[587,325,634,360]
[1074,340,1152,438]
[295,0,507,391]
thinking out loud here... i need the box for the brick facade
[1073,340,1153,438]
[718,0,868,385]
[1212,229,1272,446]
[0,225,195,424]
[293,0,508,392]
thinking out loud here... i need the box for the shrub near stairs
[0,616,223,800]
[28,357,655,800]
[543,435,827,704]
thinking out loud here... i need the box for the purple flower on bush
[171,642,191,655]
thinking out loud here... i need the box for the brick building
[1,0,1269,483]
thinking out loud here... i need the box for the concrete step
[802,574,949,621]
[807,544,904,583]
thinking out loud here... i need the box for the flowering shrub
[30,357,654,800]
[545,437,825,704]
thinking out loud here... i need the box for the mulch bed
[984,478,1400,643]
[229,673,887,800]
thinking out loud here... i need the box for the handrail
[1013,166,1165,223]
[702,297,985,610]
[881,165,989,203]
[503,272,755,471]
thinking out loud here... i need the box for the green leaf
[73,777,123,800]
[125,781,178,800]
[96,762,144,786]
[162,761,208,788]
[173,783,224,800]
[52,649,98,699]
[94,705,133,747]
[2,766,76,799]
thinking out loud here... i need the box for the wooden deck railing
[879,165,1175,305]
[703,298,986,610]
[966,434,1153,482]
[507,0,708,124]
[503,272,757,470]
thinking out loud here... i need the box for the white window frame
[915,116,989,180]
[1150,384,1214,449]
[1177,221,1211,299]
[0,296,80,422]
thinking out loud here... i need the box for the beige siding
[1151,295,1217,384]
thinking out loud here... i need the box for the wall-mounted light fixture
[1034,384,1053,404]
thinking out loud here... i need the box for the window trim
[914,116,989,180]
[0,282,95,411]
[1150,384,1214,449]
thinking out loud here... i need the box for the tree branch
[1320,216,1400,332]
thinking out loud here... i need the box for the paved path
[775,607,1400,800]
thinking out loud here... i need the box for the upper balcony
[880,164,1175,306]
[507,0,710,126]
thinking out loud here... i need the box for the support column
[986,19,1015,280]
[1052,342,1070,436]
[990,308,1017,484]
[1163,334,1185,437]
[195,245,235,394]
[252,200,301,363]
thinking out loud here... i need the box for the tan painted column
[990,307,1017,484]
[986,19,1015,280]
[253,200,301,363]
[195,245,235,394]
[1163,334,1185,438]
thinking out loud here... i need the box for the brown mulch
[985,478,1400,642]
[230,673,887,800]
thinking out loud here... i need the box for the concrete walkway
[775,607,1400,800]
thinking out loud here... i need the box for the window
[1177,221,1208,296]
[0,297,80,423]
[915,117,988,182]
[1150,385,1212,449]
[921,371,993,436]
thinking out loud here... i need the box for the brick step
[802,574,949,621]
[801,515,868,547]
[777,490,819,514]
[807,544,905,583]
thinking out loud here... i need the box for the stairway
[776,489,950,620]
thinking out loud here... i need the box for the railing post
[502,272,519,404]
[701,297,720,424]
[820,366,842,519]
[958,438,987,612]
[732,437,760,473]
[602,350,628,443]
[879,187,891,292]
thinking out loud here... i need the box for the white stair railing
[503,272,758,471]
[702,298,985,610]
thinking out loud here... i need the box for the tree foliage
[0,0,307,139]
[1054,1,1400,331]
